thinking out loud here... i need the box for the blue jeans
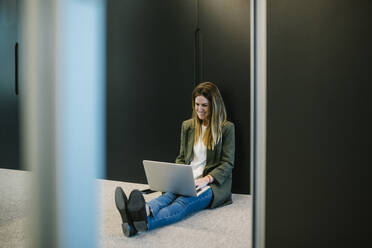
[147,188,213,230]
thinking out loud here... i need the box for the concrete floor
[0,168,251,248]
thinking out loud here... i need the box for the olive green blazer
[175,119,235,208]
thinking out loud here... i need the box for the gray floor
[0,168,251,248]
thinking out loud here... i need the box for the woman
[115,82,235,237]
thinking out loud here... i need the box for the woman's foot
[128,189,148,232]
[114,187,137,237]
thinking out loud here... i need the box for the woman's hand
[195,176,210,191]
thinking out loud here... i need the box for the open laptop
[143,160,210,197]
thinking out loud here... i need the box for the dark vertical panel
[106,0,197,183]
[266,0,371,247]
[0,0,19,170]
[199,0,250,194]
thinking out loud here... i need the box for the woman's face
[195,95,210,121]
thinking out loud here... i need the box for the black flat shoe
[128,189,148,232]
[115,187,137,237]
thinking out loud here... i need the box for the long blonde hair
[192,82,227,150]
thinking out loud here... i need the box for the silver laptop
[143,160,210,197]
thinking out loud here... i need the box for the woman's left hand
[195,176,209,191]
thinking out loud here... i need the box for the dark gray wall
[266,0,371,247]
[106,0,251,194]
[0,0,19,170]
[106,0,196,183]
[199,0,250,193]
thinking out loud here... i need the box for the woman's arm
[207,123,235,185]
[175,121,186,164]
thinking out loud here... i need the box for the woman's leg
[147,192,178,216]
[147,188,213,230]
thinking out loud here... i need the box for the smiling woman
[115,82,235,237]
[191,82,227,151]
[195,96,209,121]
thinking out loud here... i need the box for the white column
[251,0,267,248]
[22,0,105,247]
[22,0,58,246]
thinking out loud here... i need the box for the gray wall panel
[266,0,371,247]
[199,0,251,194]
[0,0,19,170]
[106,0,196,183]
[106,0,251,194]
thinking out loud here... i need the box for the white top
[190,125,207,179]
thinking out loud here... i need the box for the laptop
[143,160,210,197]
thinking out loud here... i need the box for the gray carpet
[0,168,251,248]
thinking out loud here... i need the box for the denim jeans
[147,187,213,230]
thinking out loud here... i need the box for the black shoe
[115,187,137,237]
[128,189,148,232]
